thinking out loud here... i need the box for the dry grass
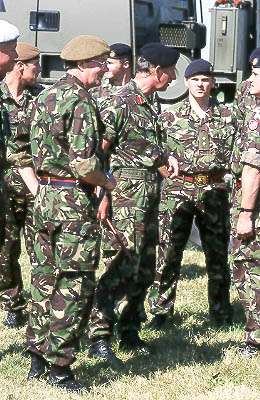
[0,242,259,400]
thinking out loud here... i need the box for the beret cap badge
[253,57,259,66]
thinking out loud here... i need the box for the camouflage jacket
[232,80,260,131]
[0,80,44,171]
[160,98,235,175]
[14,73,104,179]
[231,83,260,178]
[90,77,120,107]
[240,104,260,169]
[91,77,161,113]
[100,79,164,171]
[0,87,9,171]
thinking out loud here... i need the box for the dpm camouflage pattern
[16,73,104,365]
[89,177,160,338]
[0,87,11,227]
[232,80,260,133]
[90,77,119,107]
[99,79,164,170]
[148,98,235,322]
[231,102,260,346]
[89,79,164,339]
[27,184,100,366]
[0,81,43,312]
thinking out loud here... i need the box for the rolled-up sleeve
[7,103,33,168]
[68,97,103,179]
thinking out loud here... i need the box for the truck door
[1,0,133,83]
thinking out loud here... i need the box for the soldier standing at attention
[0,19,19,244]
[90,42,132,105]
[231,49,260,357]
[15,35,116,391]
[0,42,42,329]
[88,43,179,360]
[148,59,235,330]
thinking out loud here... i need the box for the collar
[127,79,149,105]
[0,79,33,104]
[179,97,219,121]
[63,73,87,90]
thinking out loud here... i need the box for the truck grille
[159,25,188,47]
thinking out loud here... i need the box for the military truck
[0,0,259,102]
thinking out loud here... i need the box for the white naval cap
[0,20,19,44]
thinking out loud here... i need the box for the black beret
[249,47,260,68]
[140,42,179,68]
[109,43,132,59]
[184,59,213,79]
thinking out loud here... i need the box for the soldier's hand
[167,156,179,178]
[97,195,110,221]
[236,211,254,240]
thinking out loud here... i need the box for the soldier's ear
[77,60,87,71]
[15,61,25,74]
[155,65,162,79]
[123,59,131,70]
[184,77,189,88]
[211,77,216,89]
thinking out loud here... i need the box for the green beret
[61,35,110,61]
[15,42,40,62]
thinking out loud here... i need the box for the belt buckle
[194,174,207,187]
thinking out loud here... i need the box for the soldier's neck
[5,72,25,103]
[189,93,210,119]
[112,70,131,87]
[133,74,155,98]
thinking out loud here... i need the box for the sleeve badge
[248,119,259,130]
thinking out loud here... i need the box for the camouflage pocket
[55,220,101,272]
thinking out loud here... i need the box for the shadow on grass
[180,264,207,280]
[73,302,246,388]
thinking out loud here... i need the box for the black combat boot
[3,311,23,328]
[119,329,151,355]
[240,344,260,358]
[88,337,119,361]
[27,352,49,380]
[49,364,83,392]
[147,314,167,331]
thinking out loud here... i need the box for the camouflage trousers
[27,183,100,366]
[148,182,233,322]
[0,176,8,242]
[89,176,159,339]
[0,169,34,311]
[231,183,260,346]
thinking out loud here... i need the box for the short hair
[135,56,155,74]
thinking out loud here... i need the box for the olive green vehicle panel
[0,0,132,49]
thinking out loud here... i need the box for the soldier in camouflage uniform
[88,43,179,360]
[90,43,132,106]
[233,48,260,130]
[90,42,161,113]
[0,22,19,336]
[14,35,116,391]
[0,42,43,329]
[231,48,260,357]
[148,59,235,330]
[0,21,19,225]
